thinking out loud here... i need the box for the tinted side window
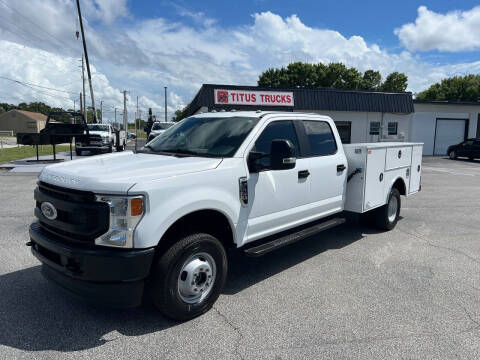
[254,121,299,167]
[303,121,337,156]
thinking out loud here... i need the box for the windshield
[152,122,173,130]
[142,116,259,157]
[87,124,109,131]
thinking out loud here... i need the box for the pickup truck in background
[28,111,422,321]
[147,121,174,143]
[75,123,126,155]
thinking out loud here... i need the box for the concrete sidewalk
[0,151,80,173]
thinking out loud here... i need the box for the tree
[381,72,408,92]
[172,106,189,122]
[257,62,408,92]
[86,109,101,123]
[361,70,382,91]
[416,75,480,102]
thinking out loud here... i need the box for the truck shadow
[224,220,382,295]
[0,266,176,352]
[0,220,383,353]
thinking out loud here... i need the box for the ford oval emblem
[41,202,57,220]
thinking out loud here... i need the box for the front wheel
[449,150,457,160]
[374,188,401,230]
[150,233,227,321]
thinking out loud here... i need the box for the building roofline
[185,84,414,117]
[202,83,412,95]
[414,100,480,106]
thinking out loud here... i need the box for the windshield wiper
[136,144,176,156]
[161,148,201,157]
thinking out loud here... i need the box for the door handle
[298,170,310,179]
[337,164,346,172]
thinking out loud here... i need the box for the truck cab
[28,111,421,321]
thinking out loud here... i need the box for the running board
[244,217,345,257]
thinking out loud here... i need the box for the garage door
[434,119,467,155]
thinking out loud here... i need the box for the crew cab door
[246,120,310,241]
[299,119,347,215]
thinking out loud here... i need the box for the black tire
[75,149,82,156]
[108,142,113,153]
[374,188,401,230]
[150,233,227,321]
[449,150,457,160]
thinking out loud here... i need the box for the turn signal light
[130,197,143,216]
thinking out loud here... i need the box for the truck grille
[34,182,109,244]
[87,134,103,146]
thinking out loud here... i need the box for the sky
[0,0,480,123]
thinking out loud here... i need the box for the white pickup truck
[75,123,126,155]
[28,111,422,320]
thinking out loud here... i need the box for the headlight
[102,136,110,144]
[95,195,144,248]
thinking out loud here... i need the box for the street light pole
[164,86,167,122]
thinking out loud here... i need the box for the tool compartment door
[409,145,423,194]
[385,146,412,170]
[364,148,386,211]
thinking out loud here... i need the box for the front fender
[134,185,241,249]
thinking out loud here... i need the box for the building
[412,101,480,156]
[0,109,47,135]
[185,84,480,155]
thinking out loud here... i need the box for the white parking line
[422,167,476,176]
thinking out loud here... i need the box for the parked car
[147,122,174,142]
[447,138,480,160]
[28,111,423,321]
[127,132,136,139]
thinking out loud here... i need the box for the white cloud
[0,41,164,123]
[395,6,480,52]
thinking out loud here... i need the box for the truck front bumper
[76,144,111,152]
[29,222,155,308]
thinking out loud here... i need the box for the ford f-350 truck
[75,123,126,155]
[28,111,422,320]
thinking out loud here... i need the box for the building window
[388,122,398,135]
[334,121,351,144]
[369,122,380,135]
[27,121,37,129]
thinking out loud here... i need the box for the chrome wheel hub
[388,196,398,223]
[178,252,216,304]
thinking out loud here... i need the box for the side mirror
[270,139,296,170]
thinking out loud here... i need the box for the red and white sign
[214,89,294,107]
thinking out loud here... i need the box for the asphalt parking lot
[0,157,479,359]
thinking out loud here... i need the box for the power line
[0,0,79,54]
[0,76,78,95]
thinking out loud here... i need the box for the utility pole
[79,93,83,119]
[73,99,76,112]
[100,100,103,123]
[164,86,167,122]
[136,95,139,150]
[122,90,128,131]
[76,0,97,123]
[114,107,117,125]
[79,56,86,116]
